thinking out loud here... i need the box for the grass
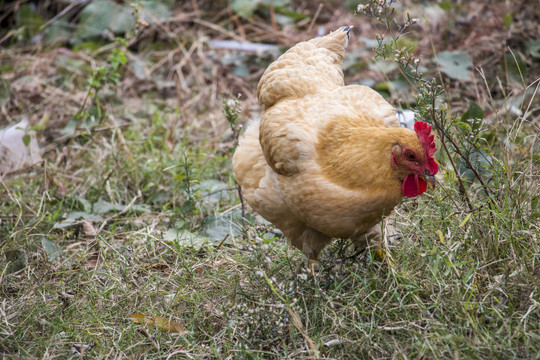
[1,1,539,359]
[1,95,538,358]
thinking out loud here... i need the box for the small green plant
[73,40,128,134]
[176,148,200,215]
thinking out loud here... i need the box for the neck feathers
[316,119,415,190]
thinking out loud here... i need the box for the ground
[1,0,539,358]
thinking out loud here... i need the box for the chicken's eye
[405,150,416,160]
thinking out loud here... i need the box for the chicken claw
[308,259,320,276]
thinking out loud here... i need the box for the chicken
[232,26,438,267]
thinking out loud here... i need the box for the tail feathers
[340,26,353,44]
[257,26,353,108]
[342,26,352,46]
[308,25,353,60]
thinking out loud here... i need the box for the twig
[307,4,324,34]
[237,185,247,239]
[429,101,474,211]
[191,18,246,42]
[40,0,93,30]
[215,234,229,250]
[97,191,142,233]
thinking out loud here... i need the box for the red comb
[414,121,439,175]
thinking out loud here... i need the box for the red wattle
[402,174,419,198]
[418,177,427,195]
[402,174,427,198]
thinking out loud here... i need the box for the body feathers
[233,27,437,260]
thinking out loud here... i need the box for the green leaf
[109,5,135,34]
[52,211,104,229]
[22,134,31,147]
[76,0,134,40]
[5,250,28,274]
[437,2,454,11]
[231,0,261,17]
[45,18,72,46]
[163,229,207,250]
[73,197,92,213]
[456,150,492,183]
[233,64,250,77]
[503,52,527,83]
[200,209,252,242]
[370,60,398,75]
[16,4,45,38]
[436,51,473,81]
[139,0,171,22]
[93,200,150,214]
[503,13,512,28]
[42,237,63,262]
[269,4,308,22]
[195,179,233,205]
[526,40,540,59]
[531,196,539,210]
[461,100,484,130]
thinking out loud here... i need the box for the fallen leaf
[5,249,27,274]
[65,241,85,251]
[436,51,473,81]
[51,177,68,198]
[82,221,97,236]
[164,228,207,250]
[42,237,62,262]
[52,212,104,229]
[130,313,185,334]
[86,253,99,270]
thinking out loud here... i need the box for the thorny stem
[437,120,496,200]
[429,100,474,211]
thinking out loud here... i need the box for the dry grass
[1,0,539,358]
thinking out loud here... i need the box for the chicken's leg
[290,227,330,276]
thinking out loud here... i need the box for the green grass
[1,1,540,358]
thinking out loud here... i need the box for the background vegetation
[1,0,538,358]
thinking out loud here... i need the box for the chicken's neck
[317,123,413,191]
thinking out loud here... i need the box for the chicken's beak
[422,174,436,190]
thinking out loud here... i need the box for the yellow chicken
[233,27,438,268]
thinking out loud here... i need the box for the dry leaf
[65,241,85,251]
[130,313,185,334]
[82,221,97,236]
[52,177,68,198]
[86,253,99,270]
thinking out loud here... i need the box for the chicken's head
[391,121,439,198]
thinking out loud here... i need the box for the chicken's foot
[308,259,320,276]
